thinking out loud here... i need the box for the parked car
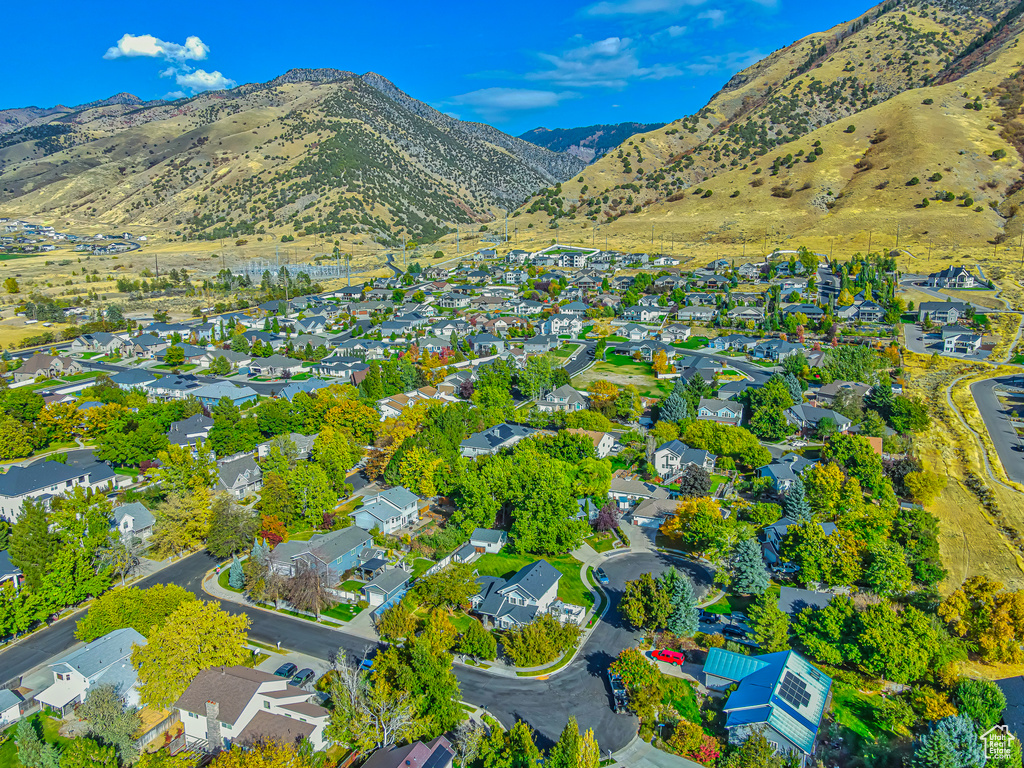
[722,625,748,640]
[290,668,315,688]
[730,612,748,623]
[697,609,717,622]
[771,562,800,574]
[274,663,298,678]
[651,649,686,666]
[594,567,609,585]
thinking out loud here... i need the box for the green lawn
[573,356,672,397]
[709,474,728,494]
[287,525,317,542]
[339,579,365,593]
[290,373,311,380]
[449,611,477,633]
[661,674,701,723]
[673,336,710,350]
[721,369,740,376]
[703,587,779,615]
[61,372,99,382]
[831,682,891,741]
[114,467,140,478]
[585,531,618,553]
[411,558,436,577]
[551,343,581,360]
[217,568,244,594]
[582,325,594,337]
[79,352,102,359]
[322,603,364,622]
[473,552,593,608]
[153,363,198,371]
[0,714,71,767]
[605,335,627,342]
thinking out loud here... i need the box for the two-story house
[269,525,373,580]
[112,502,155,540]
[541,314,583,337]
[757,453,817,493]
[653,440,716,478]
[783,405,852,436]
[175,666,330,751]
[353,486,422,534]
[536,385,588,413]
[216,455,263,498]
[36,628,146,715]
[471,560,563,629]
[917,301,970,325]
[461,423,538,458]
[697,398,744,427]
[928,265,977,289]
[0,460,126,522]
[167,414,214,449]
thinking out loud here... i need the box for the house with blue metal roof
[703,648,832,763]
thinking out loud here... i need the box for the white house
[175,666,330,751]
[928,265,977,289]
[112,502,155,540]
[653,440,716,477]
[471,560,563,629]
[470,528,507,554]
[353,486,422,535]
[0,461,128,523]
[0,689,24,726]
[566,428,615,459]
[697,399,744,427]
[536,384,588,413]
[36,628,146,716]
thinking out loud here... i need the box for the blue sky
[7,0,870,135]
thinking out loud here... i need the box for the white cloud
[526,36,681,88]
[447,88,579,120]
[666,25,688,36]
[163,90,187,100]
[103,34,209,64]
[698,9,726,27]
[174,69,236,92]
[586,0,706,15]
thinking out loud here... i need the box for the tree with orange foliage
[651,349,671,375]
[587,380,619,417]
[660,497,726,556]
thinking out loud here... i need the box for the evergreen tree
[912,716,986,768]
[865,383,894,420]
[16,718,60,768]
[666,571,699,636]
[731,538,769,595]
[783,372,802,403]
[660,380,688,423]
[228,555,245,589]
[547,717,584,768]
[747,592,790,652]
[782,478,812,522]
[9,498,53,592]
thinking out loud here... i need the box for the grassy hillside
[0,70,585,247]
[499,0,1024,270]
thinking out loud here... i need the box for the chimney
[205,701,222,750]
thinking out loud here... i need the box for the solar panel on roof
[779,671,811,708]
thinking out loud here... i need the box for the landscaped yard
[472,552,593,608]
[673,336,710,350]
[322,603,364,622]
[411,558,436,577]
[153,363,199,371]
[660,674,701,723]
[339,579,365,593]
[551,343,581,360]
[830,682,893,741]
[0,714,71,767]
[709,474,728,494]
[702,586,779,615]
[218,568,244,594]
[585,531,618,553]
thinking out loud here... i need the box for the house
[112,502,155,540]
[313,355,370,384]
[782,303,825,321]
[761,517,836,564]
[703,648,832,763]
[608,476,671,509]
[279,378,331,402]
[813,381,870,407]
[653,440,715,477]
[0,460,125,522]
[567,428,615,459]
[0,689,23,726]
[622,306,671,324]
[628,497,678,528]
[752,339,804,362]
[676,306,717,323]
[709,334,758,353]
[269,526,373,579]
[145,373,203,400]
[175,665,330,750]
[108,369,158,391]
[757,453,817,493]
[378,386,458,420]
[353,486,422,534]
[70,332,128,356]
[620,323,650,341]
[257,433,316,461]
[471,560,563,629]
[361,568,412,608]
[439,292,471,310]
[216,455,263,498]
[622,339,677,363]
[784,405,852,435]
[660,324,692,343]
[942,325,983,354]
[697,399,743,427]
[461,423,538,458]
[536,384,588,413]
[36,628,146,715]
[541,314,583,337]
[155,343,208,365]
[469,333,506,354]
[249,354,304,378]
[917,301,970,325]
[928,265,977,289]
[11,353,82,383]
[129,334,168,359]
[362,737,455,768]
[470,528,507,554]
[523,335,560,354]
[737,262,764,280]
[193,382,258,409]
[777,587,833,618]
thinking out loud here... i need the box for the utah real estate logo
[981,725,1017,760]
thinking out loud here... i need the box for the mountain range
[520,123,667,163]
[0,70,585,244]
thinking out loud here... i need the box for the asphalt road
[0,549,712,753]
[971,377,1024,484]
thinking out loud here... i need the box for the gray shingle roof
[470,528,506,544]
[113,501,155,531]
[461,423,537,452]
[501,560,562,601]
[51,628,145,677]
[303,525,373,566]
[363,568,411,595]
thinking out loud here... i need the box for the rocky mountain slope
[509,0,1024,256]
[520,122,667,163]
[0,69,586,244]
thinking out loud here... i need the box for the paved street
[0,548,712,754]
[971,377,1024,484]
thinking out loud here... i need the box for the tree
[783,522,861,588]
[610,647,660,692]
[503,614,581,666]
[132,600,250,709]
[209,355,231,375]
[891,395,931,433]
[865,541,913,598]
[60,737,118,768]
[782,477,812,522]
[594,501,619,532]
[453,722,487,768]
[548,717,597,768]
[955,678,1006,730]
[208,742,317,768]
[732,538,769,595]
[3,277,19,294]
[720,730,784,768]
[76,584,196,641]
[413,562,478,610]
[8,498,53,592]
[749,406,791,441]
[676,464,711,498]
[377,599,417,643]
[164,345,185,367]
[661,497,726,556]
[458,619,498,660]
[228,555,245,589]
[150,491,213,558]
[747,592,790,652]
[660,382,689,423]
[939,575,1024,663]
[652,349,671,375]
[912,716,986,768]
[615,384,644,422]
[79,684,142,763]
[664,568,699,636]
[904,470,947,506]
[287,561,335,619]
[620,572,671,630]
[206,494,258,558]
[16,718,60,768]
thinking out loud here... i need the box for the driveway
[971,377,1024,484]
